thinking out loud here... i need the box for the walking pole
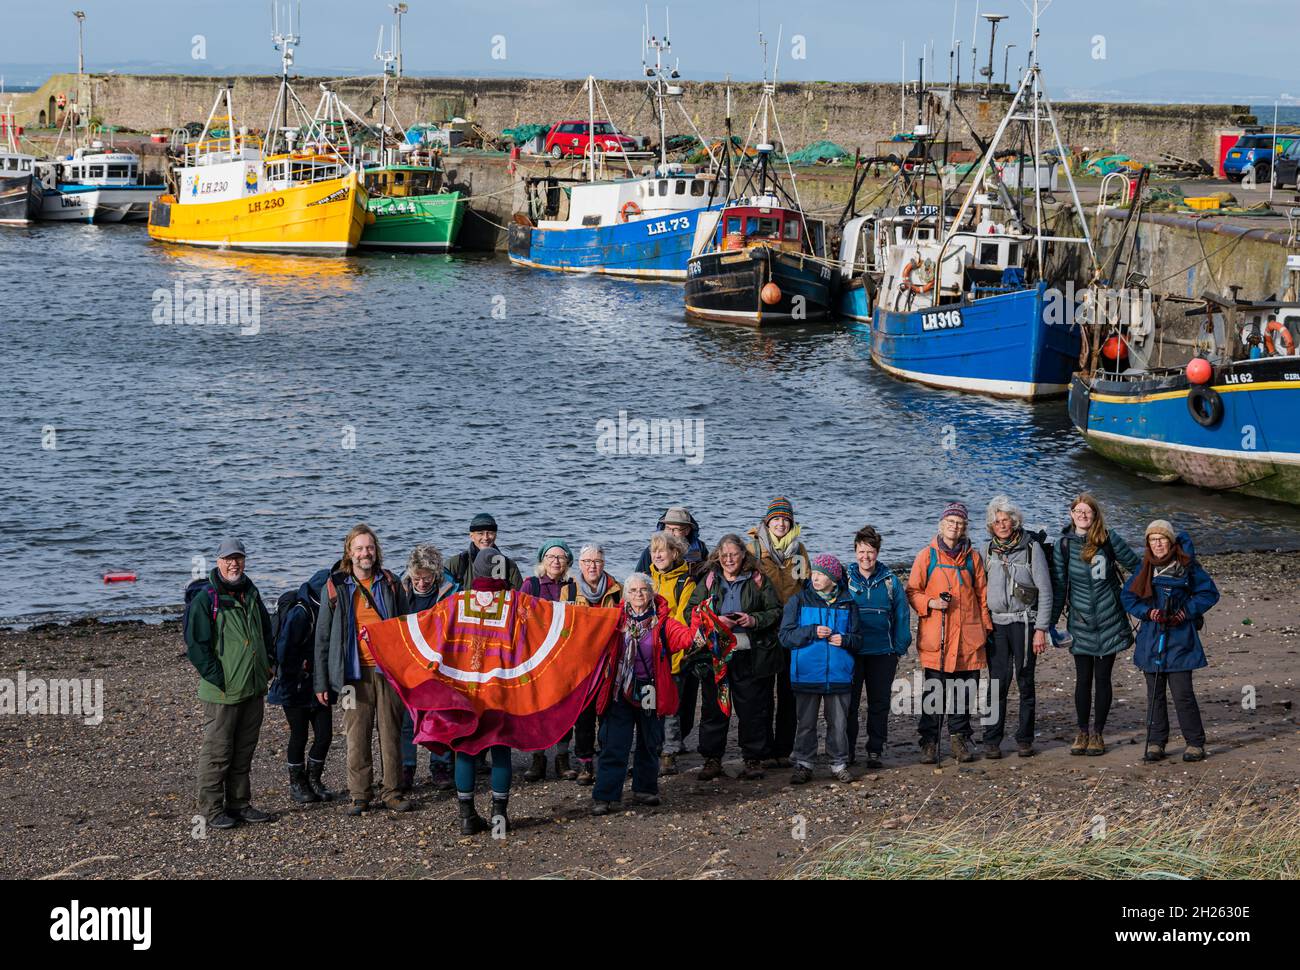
[937,591,952,757]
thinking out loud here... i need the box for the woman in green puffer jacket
[1049,493,1140,758]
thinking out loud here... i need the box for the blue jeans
[594,691,663,803]
[401,710,451,771]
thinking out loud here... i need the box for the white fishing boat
[0,106,41,225]
[36,142,165,223]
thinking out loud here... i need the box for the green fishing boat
[361,162,465,251]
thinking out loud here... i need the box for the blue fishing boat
[866,1,1096,400]
[1070,292,1300,504]
[509,21,727,280]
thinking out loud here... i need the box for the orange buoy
[103,572,137,584]
[1186,357,1213,385]
[1102,335,1129,361]
[760,282,782,305]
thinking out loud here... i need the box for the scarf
[937,536,971,559]
[756,521,802,565]
[990,530,1022,557]
[689,602,737,716]
[618,604,657,702]
[1129,541,1191,602]
[579,572,609,604]
[815,584,839,604]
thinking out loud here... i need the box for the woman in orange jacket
[905,502,993,765]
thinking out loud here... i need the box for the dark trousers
[196,695,265,821]
[772,658,796,759]
[284,704,332,764]
[572,699,598,762]
[1074,653,1117,733]
[678,666,701,741]
[1145,671,1205,747]
[847,653,899,757]
[982,622,1037,745]
[594,690,663,803]
[695,651,774,762]
[917,668,980,743]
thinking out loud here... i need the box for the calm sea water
[2,224,1299,624]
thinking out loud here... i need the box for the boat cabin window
[747,216,782,238]
[783,220,801,241]
[108,164,133,178]
[647,182,655,196]
[725,216,743,235]
[1007,243,1019,265]
[691,179,704,196]
[979,242,999,265]
[90,165,105,178]
[675,180,686,195]
[659,179,668,196]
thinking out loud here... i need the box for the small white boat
[37,143,166,223]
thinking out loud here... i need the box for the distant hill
[1065,69,1300,105]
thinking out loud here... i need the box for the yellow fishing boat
[149,38,368,255]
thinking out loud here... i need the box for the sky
[1,0,1298,101]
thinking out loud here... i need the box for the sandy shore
[2,550,1296,880]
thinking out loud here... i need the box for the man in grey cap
[185,537,278,830]
[446,512,523,590]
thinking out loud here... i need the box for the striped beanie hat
[941,501,969,522]
[765,496,795,524]
[811,554,846,587]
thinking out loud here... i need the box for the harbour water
[3,223,1299,624]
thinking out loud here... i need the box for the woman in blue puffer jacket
[1120,520,1219,764]
[779,554,862,785]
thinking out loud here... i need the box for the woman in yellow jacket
[649,530,699,775]
[905,502,993,766]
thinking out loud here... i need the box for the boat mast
[375,20,399,166]
[587,73,596,183]
[268,0,301,156]
[644,7,677,177]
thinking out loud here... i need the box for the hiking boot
[429,761,453,791]
[1086,732,1106,756]
[632,791,661,806]
[490,795,510,833]
[524,752,547,782]
[306,758,336,801]
[208,812,239,830]
[740,759,766,780]
[951,736,975,764]
[458,798,489,835]
[555,752,576,780]
[346,799,369,817]
[1143,743,1166,763]
[865,752,884,770]
[919,741,938,765]
[233,805,278,824]
[575,759,595,786]
[762,756,791,769]
[400,765,415,793]
[790,765,813,785]
[982,742,1003,760]
[289,764,319,804]
[658,753,678,776]
[1182,746,1206,763]
[1016,742,1034,758]
[591,800,614,817]
[1069,731,1089,756]
[832,766,853,783]
[382,795,414,813]
[699,758,723,781]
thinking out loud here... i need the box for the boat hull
[359,191,464,251]
[39,186,98,223]
[869,283,1079,399]
[838,277,872,322]
[508,204,721,280]
[684,246,834,325]
[93,185,166,223]
[1070,359,1300,504]
[0,172,42,225]
[147,172,367,255]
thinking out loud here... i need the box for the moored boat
[36,143,166,223]
[0,107,41,226]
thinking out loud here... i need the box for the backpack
[183,577,219,644]
[925,546,977,588]
[270,588,303,644]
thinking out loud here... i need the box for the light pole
[390,3,407,79]
[981,13,1007,96]
[72,10,85,128]
[1002,42,1016,87]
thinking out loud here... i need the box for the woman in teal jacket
[1049,493,1140,757]
[844,525,911,768]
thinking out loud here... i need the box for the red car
[544,120,637,158]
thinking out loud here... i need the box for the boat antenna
[269,0,302,153]
[375,20,398,165]
[644,6,676,176]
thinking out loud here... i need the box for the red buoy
[103,572,137,584]
[1102,335,1129,361]
[760,282,782,305]
[1186,357,1213,385]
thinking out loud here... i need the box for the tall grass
[790,796,1300,880]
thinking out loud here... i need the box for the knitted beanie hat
[1145,519,1176,543]
[537,538,574,564]
[469,512,498,532]
[765,496,795,524]
[811,553,846,587]
[940,501,969,522]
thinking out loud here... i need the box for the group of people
[184,495,1221,834]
